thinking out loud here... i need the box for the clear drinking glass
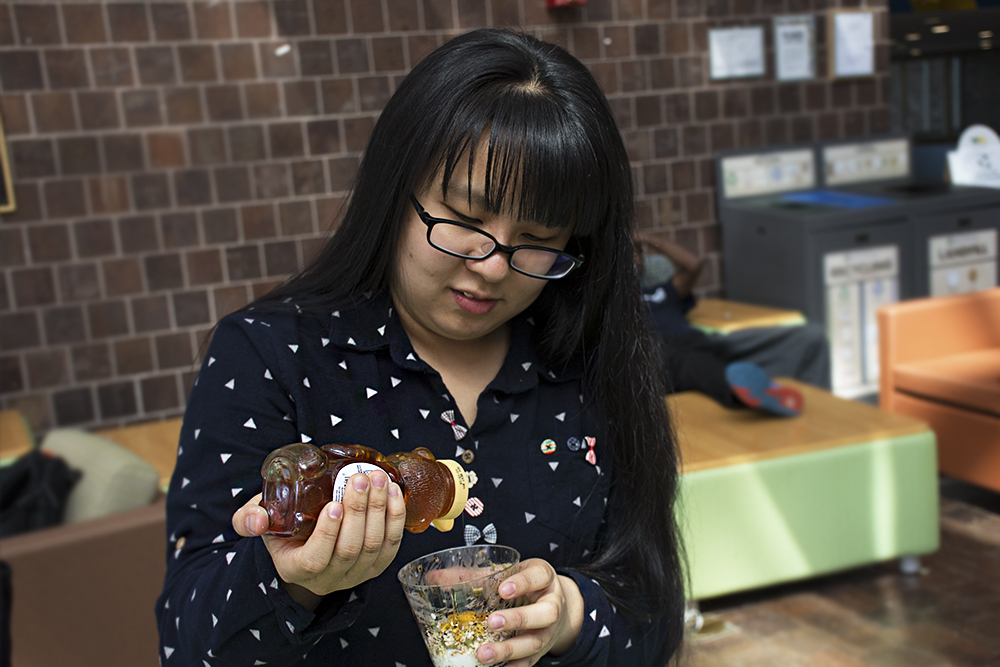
[398,545,521,667]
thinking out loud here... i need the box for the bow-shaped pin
[441,410,467,440]
[464,523,497,546]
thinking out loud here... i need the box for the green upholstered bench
[671,379,939,601]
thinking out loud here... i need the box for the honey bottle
[260,442,469,541]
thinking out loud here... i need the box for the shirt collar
[327,291,582,393]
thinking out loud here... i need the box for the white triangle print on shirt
[208,357,216,366]
[264,369,272,379]
[366,388,378,399]
[194,429,200,439]
[331,415,342,426]
[339,361,348,370]
[391,377,401,387]
[301,434,312,443]
[556,412,566,421]
[231,488,242,497]
[368,627,380,637]
[244,418,256,429]
[420,409,430,419]
[492,478,503,487]
[225,379,235,390]
[521,362,532,371]
[599,625,611,638]
[303,377,311,388]
[590,609,598,621]
[573,496,581,506]
[549,461,559,471]
[288,345,298,353]
[340,638,349,649]
[322,337,330,347]
[510,413,519,423]
[220,453,231,463]
[250,629,261,641]
[525,512,535,523]
[164,647,174,658]
[391,429,399,439]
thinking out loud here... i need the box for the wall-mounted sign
[828,10,875,79]
[709,26,765,80]
[774,15,816,81]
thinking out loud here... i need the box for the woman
[157,28,685,666]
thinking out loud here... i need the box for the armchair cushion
[41,429,160,524]
[895,349,1000,417]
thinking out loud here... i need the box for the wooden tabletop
[669,379,930,473]
[0,410,34,463]
[95,418,183,490]
[687,298,806,334]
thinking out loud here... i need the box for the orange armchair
[878,288,1000,492]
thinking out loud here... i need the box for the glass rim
[397,544,521,590]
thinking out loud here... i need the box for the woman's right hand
[233,471,407,609]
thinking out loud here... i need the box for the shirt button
[461,449,475,464]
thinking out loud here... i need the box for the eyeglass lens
[428,223,573,278]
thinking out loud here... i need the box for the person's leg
[704,323,832,389]
[658,338,741,408]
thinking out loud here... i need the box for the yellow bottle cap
[431,459,469,532]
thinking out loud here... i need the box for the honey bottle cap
[431,459,469,532]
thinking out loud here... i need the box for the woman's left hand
[476,558,584,666]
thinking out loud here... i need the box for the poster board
[0,115,15,215]
[828,9,875,79]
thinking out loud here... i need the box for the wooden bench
[686,298,805,335]
[671,379,939,601]
[95,418,183,491]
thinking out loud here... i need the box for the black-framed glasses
[409,195,584,280]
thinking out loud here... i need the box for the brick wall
[0,0,890,434]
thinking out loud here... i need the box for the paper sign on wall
[774,15,816,81]
[709,26,765,80]
[829,10,875,79]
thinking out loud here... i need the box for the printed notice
[774,15,815,81]
[709,26,765,80]
[831,11,874,78]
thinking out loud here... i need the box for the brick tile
[155,332,192,369]
[321,78,357,114]
[230,125,267,162]
[710,122,736,152]
[220,43,257,80]
[315,196,345,232]
[27,225,71,263]
[107,3,150,42]
[304,120,340,156]
[603,26,631,58]
[132,173,172,210]
[59,137,101,175]
[42,306,86,345]
[0,356,24,395]
[407,35,439,65]
[274,0,311,36]
[245,82,283,118]
[151,3,192,41]
[226,245,262,281]
[179,45,218,82]
[76,91,121,130]
[259,43,297,78]
[91,47,134,87]
[723,89,749,118]
[165,87,204,124]
[123,89,163,126]
[202,209,239,244]
[173,169,212,207]
[620,60,647,93]
[423,0,455,30]
[328,155,360,191]
[87,175,130,216]
[369,37,403,74]
[491,0,518,27]
[58,264,101,303]
[45,49,90,89]
[103,134,144,172]
[299,40,334,76]
[253,164,290,200]
[278,201,314,236]
[695,90,719,120]
[590,62,617,94]
[0,273,7,311]
[1,51,43,91]
[71,343,113,382]
[457,0,487,29]
[142,374,180,412]
[0,4,11,46]
[241,204,278,240]
[677,55,705,88]
[206,84,244,121]
[752,86,776,115]
[765,117,789,146]
[313,0,348,34]
[215,167,251,203]
[114,337,154,375]
[88,300,129,338]
[252,279,281,299]
[818,112,840,140]
[344,117,374,153]
[0,228,26,267]
[186,249,224,285]
[161,212,199,248]
[635,24,661,56]
[193,2,232,40]
[98,380,138,419]
[778,83,802,113]
[14,5,60,45]
[32,92,77,132]
[300,235,328,265]
[0,95,31,134]
[213,285,251,318]
[53,387,95,426]
[636,95,662,127]
[11,139,56,178]
[147,132,186,168]
[145,253,184,291]
[358,76,390,112]
[285,81,319,116]
[269,123,305,159]
[12,268,55,308]
[6,183,42,223]
[132,295,171,332]
[235,1,273,38]
[643,163,668,196]
[0,312,40,351]
[136,45,177,84]
[44,179,87,219]
[119,215,159,254]
[739,117,765,147]
[291,160,326,195]
[103,258,145,296]
[336,38,370,74]
[806,82,827,111]
[173,290,210,327]
[188,127,227,165]
[63,4,108,44]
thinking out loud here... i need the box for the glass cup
[397,544,521,667]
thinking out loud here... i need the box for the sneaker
[725,362,803,417]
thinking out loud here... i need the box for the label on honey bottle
[332,462,384,502]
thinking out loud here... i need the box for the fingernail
[488,614,505,630]
[353,475,369,492]
[388,483,400,498]
[372,472,387,489]
[500,582,516,597]
[328,503,343,519]
[480,646,496,663]
[245,515,258,534]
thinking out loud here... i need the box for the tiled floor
[674,478,1000,667]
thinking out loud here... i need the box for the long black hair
[253,28,685,653]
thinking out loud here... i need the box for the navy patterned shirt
[157,291,673,666]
